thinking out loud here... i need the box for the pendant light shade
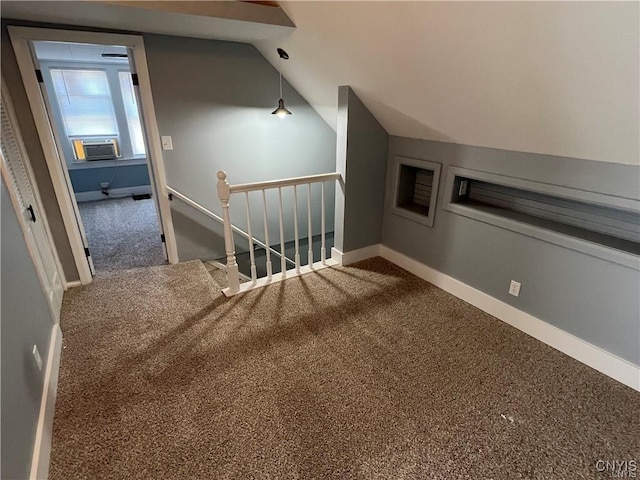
[272,48,292,118]
[272,98,292,118]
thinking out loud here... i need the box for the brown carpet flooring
[50,258,639,479]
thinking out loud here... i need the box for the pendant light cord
[279,62,283,99]
[276,48,289,100]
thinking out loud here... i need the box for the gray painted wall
[382,136,640,366]
[170,199,254,263]
[170,199,230,262]
[144,34,337,261]
[334,86,389,252]
[1,178,55,480]
[69,164,150,193]
[1,22,80,282]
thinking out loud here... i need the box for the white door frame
[8,26,179,285]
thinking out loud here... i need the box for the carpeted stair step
[203,261,229,289]
[203,261,252,290]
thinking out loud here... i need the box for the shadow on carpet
[50,258,640,479]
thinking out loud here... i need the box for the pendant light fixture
[272,48,292,118]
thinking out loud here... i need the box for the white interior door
[127,48,168,260]
[29,49,97,276]
[1,87,64,321]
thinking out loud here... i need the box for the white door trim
[7,26,179,285]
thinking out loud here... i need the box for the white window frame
[40,60,147,170]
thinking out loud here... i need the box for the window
[118,71,145,156]
[44,63,146,164]
[51,69,119,137]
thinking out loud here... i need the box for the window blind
[118,71,146,156]
[50,69,118,137]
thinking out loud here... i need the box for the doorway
[34,40,165,274]
[9,27,178,284]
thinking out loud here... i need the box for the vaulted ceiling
[3,1,638,165]
[255,2,639,165]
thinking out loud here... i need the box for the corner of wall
[334,85,389,254]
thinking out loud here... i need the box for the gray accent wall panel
[335,86,389,252]
[69,164,150,193]
[382,136,640,365]
[1,179,54,480]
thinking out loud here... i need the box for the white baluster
[293,185,301,274]
[216,171,240,294]
[262,189,272,280]
[244,192,257,283]
[321,182,326,265]
[307,182,313,268]
[278,187,286,277]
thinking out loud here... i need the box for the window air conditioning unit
[72,138,119,161]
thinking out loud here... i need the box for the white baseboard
[75,185,152,203]
[331,244,381,266]
[30,324,63,480]
[64,280,82,290]
[379,245,640,392]
[223,259,339,297]
[331,247,343,264]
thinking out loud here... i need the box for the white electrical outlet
[459,180,468,196]
[32,344,43,371]
[509,280,521,297]
[161,136,173,151]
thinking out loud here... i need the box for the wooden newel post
[216,171,240,294]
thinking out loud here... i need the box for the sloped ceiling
[1,0,294,43]
[3,1,638,164]
[255,2,639,165]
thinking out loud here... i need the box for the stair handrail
[229,172,341,194]
[217,170,341,296]
[166,185,295,267]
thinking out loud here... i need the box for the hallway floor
[50,258,639,479]
[78,197,166,273]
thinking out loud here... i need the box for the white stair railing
[217,170,341,296]
[166,185,295,271]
